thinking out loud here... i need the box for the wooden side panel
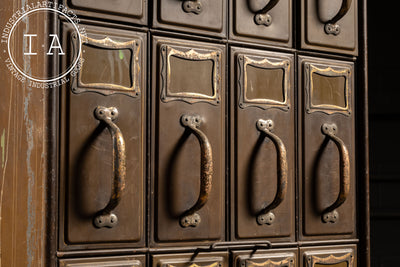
[0,1,49,266]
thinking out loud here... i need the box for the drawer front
[230,0,292,46]
[301,0,358,55]
[153,0,226,37]
[232,248,298,267]
[299,56,356,240]
[152,252,229,267]
[300,245,357,267]
[152,37,226,245]
[59,24,146,249]
[231,47,295,241]
[66,0,146,25]
[59,255,146,267]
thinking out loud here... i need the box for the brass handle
[182,0,202,14]
[248,0,280,26]
[179,114,213,227]
[321,123,350,223]
[256,119,288,225]
[93,106,126,228]
[318,0,352,35]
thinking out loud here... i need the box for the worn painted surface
[0,0,48,266]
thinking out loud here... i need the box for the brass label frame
[59,257,143,266]
[242,255,295,267]
[160,44,222,105]
[72,33,141,97]
[238,54,291,111]
[305,249,354,266]
[305,62,352,116]
[159,258,223,267]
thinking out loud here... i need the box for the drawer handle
[93,106,126,228]
[179,114,213,227]
[319,0,352,35]
[182,0,202,14]
[256,119,288,225]
[248,0,280,26]
[320,123,350,223]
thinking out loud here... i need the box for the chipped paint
[24,89,36,267]
[1,129,4,168]
[22,5,35,265]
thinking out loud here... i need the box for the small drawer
[153,0,226,37]
[301,0,358,55]
[59,255,146,267]
[152,252,229,267]
[230,46,295,242]
[230,0,292,47]
[298,56,356,241]
[300,245,357,267]
[65,0,147,25]
[151,36,226,246]
[59,24,146,250]
[232,248,298,267]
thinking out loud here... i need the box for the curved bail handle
[93,106,126,228]
[182,0,202,14]
[321,123,350,223]
[248,0,280,26]
[179,114,213,228]
[322,0,352,35]
[256,119,288,225]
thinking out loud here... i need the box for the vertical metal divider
[293,50,299,253]
[226,42,231,248]
[225,1,231,255]
[46,2,60,265]
[357,0,370,265]
[225,39,231,267]
[146,23,152,264]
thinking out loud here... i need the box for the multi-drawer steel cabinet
[0,0,369,266]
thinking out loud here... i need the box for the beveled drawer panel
[299,56,356,240]
[151,36,226,245]
[59,24,146,250]
[230,46,295,242]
